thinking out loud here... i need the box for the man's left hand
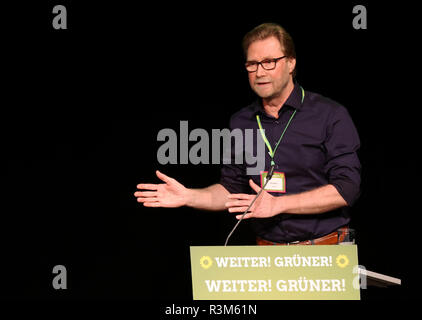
[225,179,281,220]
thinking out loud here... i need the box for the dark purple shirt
[219,83,361,243]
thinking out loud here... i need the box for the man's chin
[256,92,276,99]
[253,88,274,99]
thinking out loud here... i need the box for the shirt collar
[253,82,303,117]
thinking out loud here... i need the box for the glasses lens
[261,60,276,70]
[245,63,257,72]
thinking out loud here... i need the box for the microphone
[224,163,276,246]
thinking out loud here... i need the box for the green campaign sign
[190,245,360,300]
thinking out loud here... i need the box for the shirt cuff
[330,179,360,206]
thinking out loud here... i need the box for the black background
[1,0,419,314]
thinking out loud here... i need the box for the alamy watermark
[156,121,265,175]
[352,5,367,30]
[52,264,67,290]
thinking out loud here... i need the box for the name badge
[260,171,286,193]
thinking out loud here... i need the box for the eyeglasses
[245,56,286,72]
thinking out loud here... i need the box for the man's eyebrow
[261,56,276,60]
[246,56,276,62]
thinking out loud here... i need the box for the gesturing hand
[134,170,188,208]
[225,179,280,220]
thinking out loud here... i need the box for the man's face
[246,37,296,100]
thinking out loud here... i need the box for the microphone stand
[224,164,276,246]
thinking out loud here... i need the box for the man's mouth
[256,82,271,86]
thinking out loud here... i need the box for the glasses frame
[245,56,287,73]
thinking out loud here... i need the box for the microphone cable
[224,164,275,246]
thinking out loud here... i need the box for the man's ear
[287,57,296,74]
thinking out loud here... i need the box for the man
[134,23,361,245]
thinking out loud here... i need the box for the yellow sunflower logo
[336,254,349,268]
[199,256,213,269]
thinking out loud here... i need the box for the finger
[249,179,262,193]
[236,212,254,220]
[228,206,250,213]
[225,200,251,208]
[227,193,254,200]
[136,184,159,190]
[134,191,157,197]
[156,170,172,183]
[137,196,157,203]
[143,201,161,207]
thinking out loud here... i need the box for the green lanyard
[256,86,305,166]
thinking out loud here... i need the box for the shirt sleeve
[324,106,361,206]
[219,117,250,194]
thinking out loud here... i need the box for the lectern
[190,245,401,300]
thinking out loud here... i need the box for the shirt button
[275,120,279,124]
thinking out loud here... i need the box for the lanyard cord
[256,86,304,165]
[256,110,296,165]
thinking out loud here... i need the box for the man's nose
[256,64,266,77]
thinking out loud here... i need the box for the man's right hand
[134,170,188,208]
